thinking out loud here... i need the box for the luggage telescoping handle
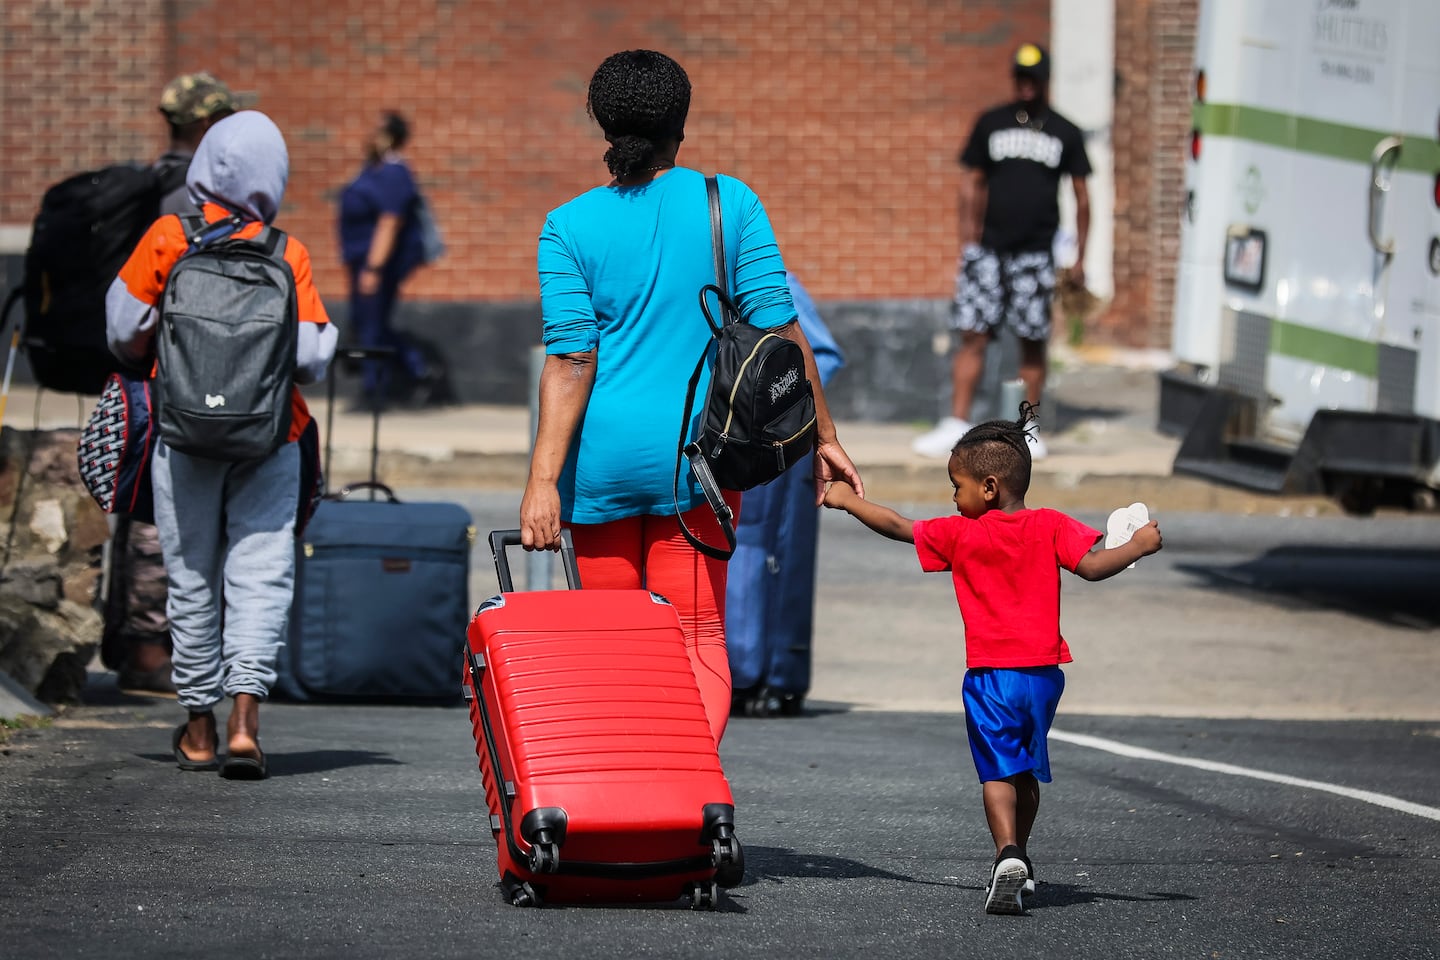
[490,528,581,592]
[324,345,398,500]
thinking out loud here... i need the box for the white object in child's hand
[1104,502,1150,569]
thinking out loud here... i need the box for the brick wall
[0,1,170,189]
[2,0,1051,305]
[1105,0,1197,347]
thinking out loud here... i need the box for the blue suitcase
[275,483,473,703]
[274,345,473,703]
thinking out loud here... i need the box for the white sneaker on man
[912,416,972,458]
[1025,424,1048,460]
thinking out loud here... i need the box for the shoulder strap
[178,214,286,262]
[706,175,727,293]
[670,175,739,561]
[177,213,206,246]
[255,225,287,260]
[152,159,190,197]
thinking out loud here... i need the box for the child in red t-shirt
[822,405,1162,915]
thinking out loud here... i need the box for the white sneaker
[1025,424,1048,460]
[912,416,972,458]
[984,849,1029,915]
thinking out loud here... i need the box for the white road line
[1051,729,1440,822]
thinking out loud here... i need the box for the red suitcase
[463,530,744,908]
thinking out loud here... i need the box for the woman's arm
[772,318,865,503]
[726,181,865,502]
[358,212,401,295]
[519,350,596,551]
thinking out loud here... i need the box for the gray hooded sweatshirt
[106,110,337,383]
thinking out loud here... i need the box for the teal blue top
[538,168,795,524]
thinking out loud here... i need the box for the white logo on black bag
[769,367,800,404]
[205,394,226,408]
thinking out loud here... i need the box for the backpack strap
[253,224,288,260]
[177,213,206,246]
[180,212,246,251]
[152,157,190,197]
[672,175,738,561]
[708,175,728,299]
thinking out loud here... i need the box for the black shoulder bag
[674,176,818,561]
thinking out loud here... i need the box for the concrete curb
[0,670,52,721]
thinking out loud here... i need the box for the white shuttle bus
[1161,0,1440,512]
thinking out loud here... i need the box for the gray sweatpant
[151,440,299,712]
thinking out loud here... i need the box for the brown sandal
[171,720,219,772]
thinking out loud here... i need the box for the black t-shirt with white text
[959,102,1091,254]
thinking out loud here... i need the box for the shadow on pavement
[1177,546,1440,629]
[1029,882,1199,911]
[263,749,406,777]
[740,845,963,890]
[135,748,405,776]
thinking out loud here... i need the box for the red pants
[567,491,741,745]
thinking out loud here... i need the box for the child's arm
[822,482,915,543]
[1074,520,1163,581]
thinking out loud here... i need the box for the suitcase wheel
[503,878,543,908]
[527,840,560,875]
[686,880,719,911]
[712,835,745,889]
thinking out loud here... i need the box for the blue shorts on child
[962,666,1066,783]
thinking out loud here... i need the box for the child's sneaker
[1022,853,1036,896]
[984,845,1029,915]
[912,416,972,458]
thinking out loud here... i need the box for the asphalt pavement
[2,694,1436,959]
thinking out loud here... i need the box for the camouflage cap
[158,72,237,125]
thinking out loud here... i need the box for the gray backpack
[156,215,297,461]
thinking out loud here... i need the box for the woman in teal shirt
[520,49,863,745]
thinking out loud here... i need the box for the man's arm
[1070,176,1090,284]
[958,167,988,249]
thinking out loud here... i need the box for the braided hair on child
[952,402,1041,493]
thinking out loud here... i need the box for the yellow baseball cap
[1013,44,1050,82]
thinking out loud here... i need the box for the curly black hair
[587,49,691,179]
[952,402,1040,494]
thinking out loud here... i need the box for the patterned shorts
[952,245,1055,341]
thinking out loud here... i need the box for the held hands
[822,480,858,510]
[813,440,864,506]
